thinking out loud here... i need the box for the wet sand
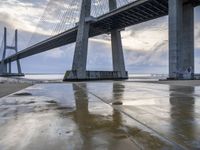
[132,79,200,86]
[0,78,200,149]
[0,83,32,98]
[1,80,200,149]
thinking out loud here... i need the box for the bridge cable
[27,0,53,47]
[27,0,60,47]
[0,37,4,60]
[50,1,66,35]
[51,0,68,35]
[41,0,64,36]
[57,0,75,34]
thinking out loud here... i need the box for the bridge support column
[109,0,128,79]
[63,0,91,81]
[71,0,91,79]
[0,62,7,75]
[0,27,8,75]
[15,30,22,74]
[169,0,194,79]
[9,61,11,74]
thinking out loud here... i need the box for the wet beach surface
[0,81,200,149]
[0,83,32,98]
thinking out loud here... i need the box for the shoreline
[0,82,32,98]
[131,79,200,86]
[1,76,200,99]
[0,77,34,98]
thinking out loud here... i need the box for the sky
[0,0,200,74]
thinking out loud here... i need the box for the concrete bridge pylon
[63,0,128,81]
[169,0,194,79]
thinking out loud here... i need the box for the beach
[1,78,200,99]
[1,77,200,149]
[135,79,200,86]
[0,77,32,98]
[0,83,31,98]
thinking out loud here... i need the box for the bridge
[0,0,200,80]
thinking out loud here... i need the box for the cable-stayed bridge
[0,0,200,80]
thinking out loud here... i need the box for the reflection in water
[72,83,133,150]
[0,82,184,149]
[72,84,91,149]
[112,83,125,105]
[111,83,176,149]
[169,86,197,148]
[71,83,175,149]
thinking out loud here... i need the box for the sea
[21,73,168,82]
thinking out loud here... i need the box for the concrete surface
[136,80,200,87]
[0,81,200,149]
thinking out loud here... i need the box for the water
[22,73,168,81]
[23,74,64,81]
[1,80,200,149]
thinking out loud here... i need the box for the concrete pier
[169,0,194,79]
[71,0,91,79]
[0,62,7,75]
[64,0,93,81]
[64,70,128,81]
[0,28,7,75]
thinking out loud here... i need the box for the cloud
[0,0,46,32]
[43,48,66,59]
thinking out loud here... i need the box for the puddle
[13,92,32,96]
[45,100,57,104]
[24,101,35,104]
[112,101,123,105]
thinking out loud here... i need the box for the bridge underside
[1,0,200,80]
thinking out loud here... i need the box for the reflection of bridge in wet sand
[0,81,200,149]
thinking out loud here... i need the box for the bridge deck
[2,0,200,63]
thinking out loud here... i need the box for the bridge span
[0,0,200,80]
